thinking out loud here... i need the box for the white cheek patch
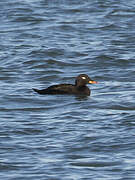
[82,77,86,79]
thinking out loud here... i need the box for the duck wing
[33,84,74,95]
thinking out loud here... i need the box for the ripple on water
[0,0,135,179]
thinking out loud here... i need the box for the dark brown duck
[33,74,97,96]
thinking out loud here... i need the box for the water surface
[0,0,135,179]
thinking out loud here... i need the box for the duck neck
[75,80,86,87]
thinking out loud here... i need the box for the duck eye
[82,77,86,79]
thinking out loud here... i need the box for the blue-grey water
[0,0,135,179]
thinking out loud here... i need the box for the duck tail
[32,88,48,95]
[33,88,41,94]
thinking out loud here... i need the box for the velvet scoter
[33,74,97,96]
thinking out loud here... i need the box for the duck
[33,74,97,96]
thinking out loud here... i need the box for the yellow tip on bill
[89,80,98,84]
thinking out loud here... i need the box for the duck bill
[89,80,98,84]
